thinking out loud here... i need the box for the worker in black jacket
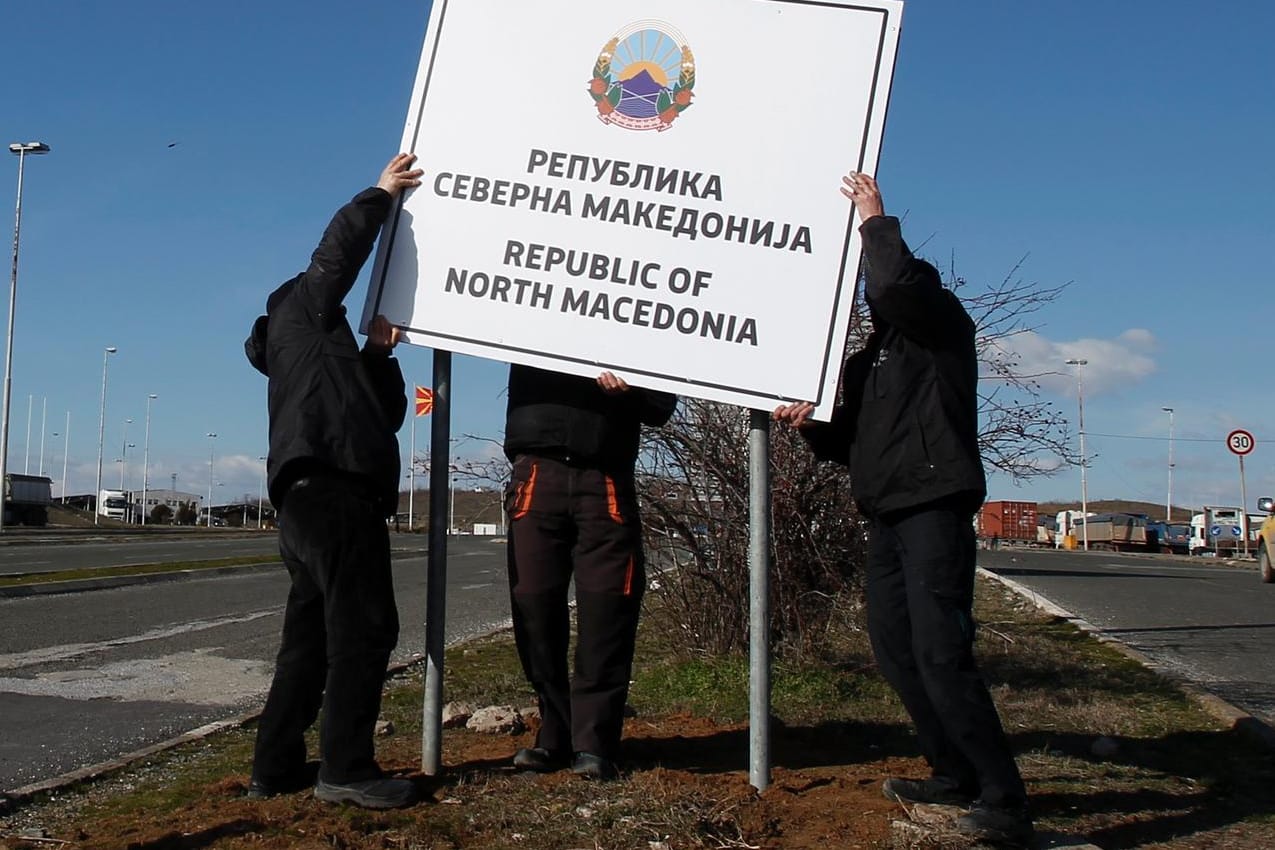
[243,153,422,810]
[503,364,677,780]
[773,173,1032,846]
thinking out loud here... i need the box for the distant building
[131,488,202,523]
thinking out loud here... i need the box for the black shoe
[513,747,568,773]
[571,752,619,781]
[314,777,416,809]
[956,800,1035,846]
[246,761,320,799]
[882,777,977,807]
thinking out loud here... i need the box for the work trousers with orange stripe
[505,454,645,762]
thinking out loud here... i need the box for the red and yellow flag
[415,386,434,417]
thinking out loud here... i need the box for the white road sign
[363,0,904,418]
[1227,429,1255,456]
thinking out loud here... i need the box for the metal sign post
[748,410,772,791]
[1226,429,1255,558]
[422,349,451,775]
[1240,455,1249,557]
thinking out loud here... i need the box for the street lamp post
[1,141,51,532]
[24,394,32,474]
[60,411,69,502]
[36,396,45,475]
[1162,407,1175,523]
[119,418,133,489]
[1066,358,1089,550]
[94,346,118,524]
[257,455,266,530]
[142,394,157,525]
[206,432,217,527]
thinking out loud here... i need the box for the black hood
[245,275,300,377]
[245,314,270,376]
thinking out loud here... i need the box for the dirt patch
[11,706,1273,850]
[3,714,914,850]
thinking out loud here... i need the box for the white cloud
[985,328,1158,397]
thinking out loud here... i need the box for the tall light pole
[206,432,217,527]
[24,394,32,473]
[119,418,133,490]
[1066,358,1089,550]
[1162,407,1175,523]
[257,455,266,530]
[142,394,157,525]
[36,396,46,475]
[60,411,69,502]
[1,141,51,532]
[94,346,118,524]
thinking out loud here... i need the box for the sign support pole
[422,350,451,775]
[408,408,416,529]
[1240,454,1249,558]
[1226,429,1255,558]
[748,409,772,791]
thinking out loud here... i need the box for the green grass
[0,555,281,588]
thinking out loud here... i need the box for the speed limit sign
[1227,429,1256,456]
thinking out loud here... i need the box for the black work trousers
[252,472,399,785]
[506,455,645,761]
[865,501,1027,806]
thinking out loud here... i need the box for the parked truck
[1145,520,1192,555]
[1081,513,1149,551]
[98,488,130,522]
[4,473,52,526]
[1054,510,1096,548]
[976,500,1038,545]
[1189,506,1248,556]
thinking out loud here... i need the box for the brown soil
[2,714,940,850]
[8,700,1275,849]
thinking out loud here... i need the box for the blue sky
[4,1,1273,513]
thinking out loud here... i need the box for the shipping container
[977,500,1038,542]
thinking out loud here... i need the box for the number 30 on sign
[1227,429,1255,456]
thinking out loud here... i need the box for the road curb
[978,566,1275,751]
[0,714,259,811]
[0,562,282,598]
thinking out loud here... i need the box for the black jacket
[244,187,408,514]
[503,364,677,473]
[800,215,985,517]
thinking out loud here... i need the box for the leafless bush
[637,399,865,658]
[637,258,1069,658]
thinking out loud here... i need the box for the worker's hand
[597,371,631,395]
[377,153,424,199]
[840,171,884,222]
[364,314,402,354]
[772,402,815,428]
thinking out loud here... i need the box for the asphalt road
[0,534,511,793]
[979,547,1275,725]
[0,532,280,576]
